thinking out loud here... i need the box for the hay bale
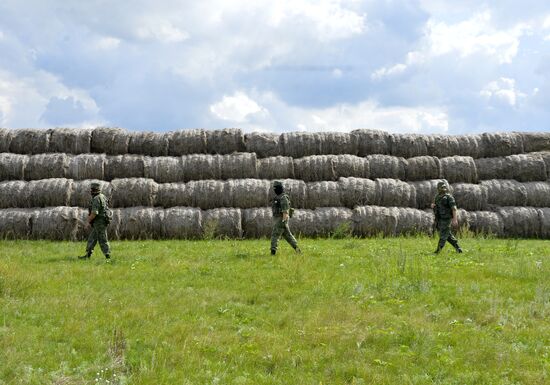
[28,179,72,208]
[31,207,83,240]
[106,208,122,241]
[25,153,69,180]
[440,156,478,183]
[522,132,550,153]
[305,181,342,209]
[168,129,207,155]
[242,207,272,238]
[480,132,524,158]
[244,132,281,158]
[49,128,92,154]
[451,183,489,211]
[395,207,433,235]
[155,183,192,208]
[110,178,158,207]
[258,156,295,180]
[366,154,407,180]
[0,153,28,180]
[537,208,550,238]
[533,152,550,179]
[312,207,354,237]
[476,154,547,182]
[91,127,129,155]
[144,156,184,183]
[70,180,112,207]
[128,131,169,156]
[481,180,527,207]
[0,181,29,208]
[338,177,377,208]
[0,128,13,152]
[0,208,33,239]
[225,179,271,209]
[162,207,202,239]
[294,155,336,182]
[409,180,443,209]
[66,154,106,180]
[278,179,307,209]
[104,154,146,181]
[186,180,225,209]
[289,209,316,237]
[389,133,430,158]
[220,153,257,180]
[9,129,51,154]
[332,155,369,179]
[427,134,483,158]
[117,207,164,240]
[202,208,242,238]
[352,129,391,156]
[182,154,222,181]
[321,132,358,155]
[374,178,416,207]
[467,211,504,236]
[405,156,441,181]
[352,206,400,236]
[206,128,245,154]
[525,182,550,207]
[497,207,541,238]
[280,132,323,158]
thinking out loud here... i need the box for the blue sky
[0,0,549,134]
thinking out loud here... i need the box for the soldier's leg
[270,218,284,255]
[435,220,450,253]
[447,232,463,253]
[86,226,98,257]
[282,223,300,252]
[96,223,111,258]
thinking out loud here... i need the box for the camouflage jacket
[434,193,456,220]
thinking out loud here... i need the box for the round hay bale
[244,132,281,158]
[49,128,92,154]
[155,183,192,208]
[332,155,369,179]
[289,209,316,237]
[117,207,164,240]
[0,208,33,239]
[66,154,106,180]
[352,206,400,236]
[395,207,433,235]
[313,207,354,237]
[31,207,82,240]
[258,156,295,180]
[106,208,122,241]
[481,132,524,158]
[25,153,69,180]
[294,155,336,182]
[225,179,271,209]
[182,154,222,181]
[278,179,307,209]
[9,129,51,154]
[533,151,550,179]
[497,207,541,238]
[168,129,207,155]
[374,178,416,207]
[525,182,550,207]
[409,180,443,209]
[537,208,550,238]
[186,180,225,209]
[389,133,430,158]
[110,178,158,207]
[202,208,242,239]
[366,154,407,180]
[0,153,28,180]
[305,181,342,209]
[0,128,13,152]
[220,153,258,180]
[0,181,29,208]
[162,207,202,239]
[206,128,245,154]
[522,132,550,153]
[338,177,377,208]
[451,183,489,211]
[280,132,323,158]
[144,156,184,183]
[128,131,169,156]
[477,154,547,182]
[440,156,478,183]
[467,211,504,237]
[481,180,527,207]
[427,134,483,158]
[104,154,146,181]
[91,127,129,155]
[321,132,358,155]
[405,156,441,181]
[28,178,72,208]
[70,180,112,207]
[241,207,272,238]
[351,129,390,156]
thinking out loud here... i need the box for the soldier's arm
[88,196,100,223]
[280,195,290,222]
[449,196,458,226]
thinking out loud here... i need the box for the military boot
[449,239,463,253]
[271,249,276,255]
[78,252,91,260]
[294,246,302,254]
[433,241,446,254]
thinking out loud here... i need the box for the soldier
[79,182,112,260]
[271,181,301,255]
[431,181,463,254]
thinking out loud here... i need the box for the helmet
[273,181,283,188]
[90,182,101,192]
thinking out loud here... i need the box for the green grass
[1,236,549,385]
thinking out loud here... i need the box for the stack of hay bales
[0,127,550,240]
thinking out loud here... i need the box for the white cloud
[543,15,550,29]
[93,36,121,50]
[210,91,268,122]
[136,21,189,43]
[480,77,526,106]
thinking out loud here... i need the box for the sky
[0,0,549,135]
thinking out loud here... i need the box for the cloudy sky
[0,0,549,134]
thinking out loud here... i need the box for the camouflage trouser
[86,220,111,257]
[437,219,459,249]
[271,217,298,252]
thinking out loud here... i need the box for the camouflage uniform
[271,181,300,255]
[81,183,111,259]
[433,182,462,253]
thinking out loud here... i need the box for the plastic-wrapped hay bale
[0,181,29,208]
[522,132,550,153]
[451,183,489,211]
[66,154,106,180]
[106,208,122,241]
[427,134,483,158]
[25,153,69,180]
[257,156,294,180]
[0,128,13,152]
[0,208,33,239]
[49,128,92,154]
[405,156,441,181]
[162,207,202,239]
[31,207,83,240]
[91,127,130,155]
[440,156,478,183]
[144,156,184,183]
[225,179,271,209]
[481,132,524,158]
[289,209,316,237]
[389,133,430,158]
[128,131,169,156]
[410,180,442,209]
[294,155,336,182]
[9,129,51,154]
[338,177,377,208]
[0,153,28,180]
[244,132,281,158]
[110,178,158,207]
[374,178,416,207]
[70,180,112,207]
[481,180,527,207]
[242,207,272,238]
[313,207,354,237]
[352,129,391,156]
[186,180,225,209]
[168,129,207,155]
[497,207,541,238]
[320,132,358,155]
[280,132,323,158]
[104,154,146,181]
[477,154,547,182]
[155,183,192,208]
[206,128,245,154]
[27,179,72,208]
[537,208,550,238]
[366,154,407,180]
[305,181,342,209]
[467,211,504,237]
[396,207,433,235]
[73,207,90,241]
[220,153,258,180]
[332,155,369,179]
[525,181,550,207]
[533,151,550,179]
[182,154,222,181]
[278,179,307,209]
[352,206,400,236]
[117,207,164,240]
[202,208,242,238]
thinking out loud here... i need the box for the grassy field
[1,235,549,385]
